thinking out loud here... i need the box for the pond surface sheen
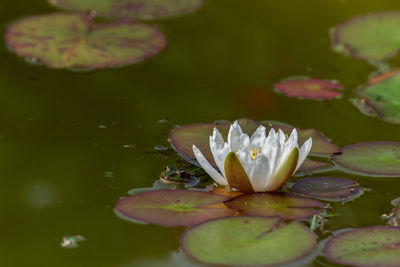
[2,0,400,266]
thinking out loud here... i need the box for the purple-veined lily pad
[181,216,317,266]
[49,0,204,20]
[274,77,343,100]
[290,177,362,201]
[114,190,235,227]
[224,193,324,220]
[395,208,400,223]
[325,226,400,266]
[331,11,400,64]
[6,13,166,69]
[297,159,331,173]
[355,70,400,124]
[333,142,400,176]
[169,119,339,168]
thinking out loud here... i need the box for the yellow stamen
[251,147,257,160]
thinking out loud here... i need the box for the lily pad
[6,13,166,69]
[355,70,400,124]
[395,208,400,222]
[325,226,400,266]
[290,177,362,201]
[169,119,339,168]
[224,193,324,220]
[181,216,317,266]
[297,159,331,173]
[274,77,343,100]
[331,11,400,63]
[114,190,236,227]
[333,142,400,176]
[49,0,204,20]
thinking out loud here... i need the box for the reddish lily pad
[274,77,343,100]
[297,159,331,173]
[6,13,166,69]
[331,11,400,64]
[114,190,235,227]
[49,0,204,20]
[325,226,400,266]
[355,70,400,124]
[169,119,339,168]
[333,142,400,176]
[224,193,324,220]
[181,216,317,266]
[290,177,362,201]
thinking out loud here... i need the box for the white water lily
[192,121,312,192]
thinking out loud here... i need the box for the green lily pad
[331,11,400,64]
[49,0,204,20]
[297,159,331,173]
[325,226,400,266]
[181,216,317,266]
[333,142,400,176]
[355,70,400,124]
[274,77,343,100]
[169,119,339,168]
[114,190,236,227]
[6,13,166,69]
[224,193,324,220]
[290,177,362,201]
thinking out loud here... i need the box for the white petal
[262,139,281,177]
[193,145,228,185]
[295,137,312,172]
[249,154,270,192]
[227,121,244,151]
[236,149,252,178]
[250,125,266,149]
[209,128,230,177]
[265,128,277,144]
[278,129,286,145]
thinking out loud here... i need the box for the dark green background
[1,0,400,266]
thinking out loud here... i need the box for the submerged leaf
[224,192,324,220]
[274,77,343,100]
[181,216,317,266]
[6,13,166,69]
[333,142,400,176]
[115,190,235,227]
[49,0,204,20]
[325,226,400,266]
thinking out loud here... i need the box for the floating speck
[98,125,107,129]
[122,144,136,148]
[105,172,114,178]
[154,145,169,151]
[60,235,86,248]
[158,118,169,123]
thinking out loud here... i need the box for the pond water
[2,0,400,266]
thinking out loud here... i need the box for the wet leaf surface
[6,13,166,69]
[224,192,324,220]
[49,0,204,20]
[169,119,339,169]
[290,177,362,201]
[115,190,235,227]
[181,216,317,266]
[333,142,400,176]
[331,11,400,63]
[325,226,400,266]
[355,71,400,124]
[274,77,343,100]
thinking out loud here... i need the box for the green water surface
[1,0,400,266]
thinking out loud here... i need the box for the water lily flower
[192,121,312,192]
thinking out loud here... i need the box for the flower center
[251,147,262,160]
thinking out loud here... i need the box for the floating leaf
[395,208,400,222]
[331,11,400,63]
[355,71,400,124]
[181,216,317,266]
[325,226,400,266]
[290,177,362,201]
[224,193,324,220]
[274,77,343,100]
[49,0,204,20]
[297,159,331,173]
[169,119,339,168]
[6,13,166,69]
[333,142,400,176]
[114,190,235,227]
